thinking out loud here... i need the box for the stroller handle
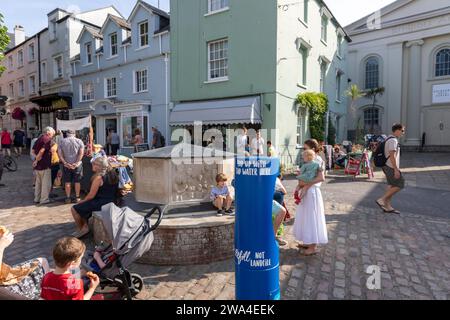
[145,206,164,232]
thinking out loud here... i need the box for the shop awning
[29,92,72,113]
[170,96,262,126]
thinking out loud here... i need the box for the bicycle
[3,155,18,172]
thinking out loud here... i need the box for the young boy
[41,237,99,300]
[294,150,320,204]
[210,173,234,217]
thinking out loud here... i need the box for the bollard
[234,156,280,300]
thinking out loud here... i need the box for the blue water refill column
[234,156,280,300]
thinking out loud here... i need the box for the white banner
[56,116,91,131]
[432,83,450,104]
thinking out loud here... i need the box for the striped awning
[170,96,262,126]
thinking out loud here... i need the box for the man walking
[151,127,163,149]
[376,123,406,215]
[13,127,25,156]
[32,127,55,205]
[58,129,85,204]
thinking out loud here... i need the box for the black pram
[83,203,163,300]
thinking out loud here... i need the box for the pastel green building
[170,0,350,166]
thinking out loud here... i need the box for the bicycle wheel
[4,156,18,172]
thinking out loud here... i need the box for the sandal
[301,250,319,256]
[386,209,401,215]
[375,200,388,212]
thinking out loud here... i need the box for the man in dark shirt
[13,127,26,156]
[151,127,163,149]
[32,127,55,205]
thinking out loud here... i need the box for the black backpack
[373,137,395,168]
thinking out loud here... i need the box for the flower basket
[12,108,26,121]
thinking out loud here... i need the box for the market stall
[56,116,133,195]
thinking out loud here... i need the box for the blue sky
[0,0,395,36]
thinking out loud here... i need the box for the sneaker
[216,210,224,217]
[65,198,72,204]
[225,209,235,216]
[73,197,81,203]
[39,199,52,205]
[276,237,288,246]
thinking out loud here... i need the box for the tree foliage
[296,92,329,142]
[0,13,11,76]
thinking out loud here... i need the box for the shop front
[117,104,150,156]
[30,93,72,132]
[169,96,262,151]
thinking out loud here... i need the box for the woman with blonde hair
[70,157,119,238]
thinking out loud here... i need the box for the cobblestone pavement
[0,154,449,300]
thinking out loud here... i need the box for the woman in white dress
[293,139,328,256]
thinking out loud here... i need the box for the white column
[405,40,424,145]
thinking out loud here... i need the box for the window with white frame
[139,21,149,47]
[299,45,308,86]
[364,107,380,133]
[208,39,228,80]
[337,34,343,57]
[105,77,117,97]
[134,69,148,93]
[29,75,36,94]
[110,33,118,56]
[54,55,63,79]
[365,56,379,89]
[321,15,328,43]
[80,81,94,102]
[8,56,13,69]
[297,108,306,146]
[208,0,229,13]
[50,19,57,41]
[9,83,14,98]
[18,80,24,97]
[85,42,92,64]
[18,50,24,67]
[435,48,450,77]
[29,43,35,61]
[41,61,47,83]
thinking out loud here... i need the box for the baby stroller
[82,203,164,300]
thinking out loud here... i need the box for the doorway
[424,109,450,145]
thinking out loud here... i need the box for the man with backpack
[375,123,406,215]
[151,127,165,149]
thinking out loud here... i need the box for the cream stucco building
[346,0,450,149]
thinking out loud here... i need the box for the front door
[424,109,450,145]
[105,118,118,145]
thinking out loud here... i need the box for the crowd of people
[0,122,407,300]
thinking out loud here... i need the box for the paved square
[0,153,449,300]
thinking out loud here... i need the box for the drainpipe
[164,52,169,144]
[37,31,42,131]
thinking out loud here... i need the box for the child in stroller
[81,203,164,300]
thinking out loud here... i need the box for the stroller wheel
[131,273,144,296]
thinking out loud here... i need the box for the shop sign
[52,99,68,110]
[432,83,450,104]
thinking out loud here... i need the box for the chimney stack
[14,25,25,46]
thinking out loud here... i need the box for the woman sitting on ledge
[71,157,119,239]
[0,227,50,300]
